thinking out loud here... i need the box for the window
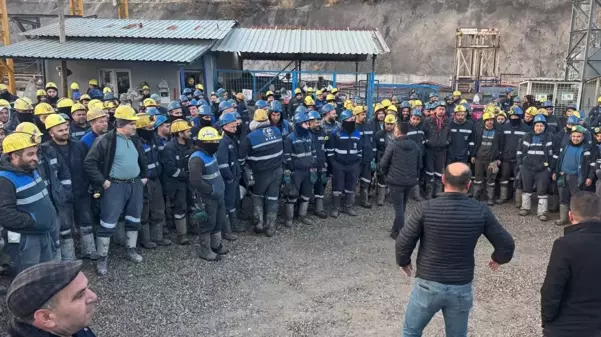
[98,69,131,96]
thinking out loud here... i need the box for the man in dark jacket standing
[541,191,601,337]
[84,106,147,276]
[378,122,421,239]
[423,102,450,198]
[396,162,515,337]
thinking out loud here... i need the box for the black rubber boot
[359,186,372,209]
[331,195,341,218]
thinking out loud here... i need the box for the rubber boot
[284,203,295,227]
[222,217,239,241]
[150,223,172,246]
[139,224,157,249]
[60,238,76,261]
[515,189,523,209]
[114,221,126,246]
[314,198,328,219]
[472,184,482,201]
[486,185,495,206]
[359,186,372,209]
[548,194,559,213]
[411,185,424,202]
[254,205,264,233]
[96,237,110,276]
[519,192,532,216]
[434,180,444,198]
[198,234,221,261]
[125,231,143,263]
[538,196,549,221]
[376,186,387,206]
[345,193,358,216]
[211,232,230,254]
[331,195,340,218]
[496,185,509,204]
[265,212,278,237]
[229,213,246,233]
[174,218,190,245]
[298,201,315,226]
[80,226,98,260]
[554,204,570,226]
[424,183,434,200]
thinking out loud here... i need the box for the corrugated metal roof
[0,38,212,63]
[212,28,390,55]
[22,18,236,40]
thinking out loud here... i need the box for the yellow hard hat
[294,88,302,95]
[331,88,339,94]
[597,96,601,103]
[316,90,323,96]
[352,105,365,116]
[80,94,91,101]
[384,114,397,124]
[0,83,7,91]
[326,94,335,101]
[44,113,68,130]
[197,126,223,142]
[381,99,392,108]
[0,99,10,109]
[136,114,154,129]
[103,87,113,94]
[114,105,138,121]
[253,108,268,122]
[87,99,102,109]
[56,98,74,109]
[86,107,108,121]
[484,104,497,115]
[14,98,33,111]
[374,103,384,112]
[170,119,192,134]
[412,100,423,107]
[266,90,274,97]
[196,84,204,91]
[497,111,507,118]
[344,99,353,110]
[70,103,86,114]
[142,85,150,91]
[482,112,494,120]
[143,98,157,107]
[453,90,462,97]
[15,122,42,143]
[307,87,314,93]
[36,89,46,96]
[538,108,549,116]
[304,96,315,106]
[104,101,116,109]
[526,106,539,116]
[460,99,467,104]
[387,105,398,112]
[2,132,39,154]
[70,82,80,91]
[454,104,467,113]
[34,103,55,116]
[45,82,58,90]
[89,79,98,86]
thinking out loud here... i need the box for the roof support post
[58,0,69,95]
[355,61,359,98]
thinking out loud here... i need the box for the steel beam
[565,0,601,80]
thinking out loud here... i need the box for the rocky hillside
[8,0,571,79]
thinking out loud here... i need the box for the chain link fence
[518,79,581,116]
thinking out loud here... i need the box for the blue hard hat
[296,105,309,115]
[89,88,103,100]
[491,93,499,99]
[198,104,213,116]
[72,91,81,101]
[189,99,198,107]
[269,100,283,113]
[339,109,353,121]
[193,90,203,97]
[400,101,411,109]
[218,112,237,126]
[542,100,553,108]
[567,115,580,125]
[255,100,268,110]
[59,112,70,121]
[232,111,241,119]
[103,92,115,101]
[506,88,513,93]
[567,103,577,110]
[293,112,310,125]
[462,103,470,112]
[150,94,160,102]
[320,103,335,115]
[429,92,438,98]
[430,101,445,109]
[410,93,419,100]
[154,115,168,128]
[179,94,189,103]
[510,106,523,116]
[412,108,423,117]
[196,99,208,106]
[182,88,192,95]
[215,88,226,96]
[308,110,321,120]
[533,114,547,124]
[146,107,160,116]
[219,100,233,112]
[168,101,181,111]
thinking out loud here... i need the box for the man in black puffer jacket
[396,162,515,337]
[377,122,422,239]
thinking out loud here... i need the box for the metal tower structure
[452,27,500,93]
[565,0,601,81]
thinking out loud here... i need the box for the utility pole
[58,0,68,96]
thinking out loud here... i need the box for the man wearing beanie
[6,260,98,337]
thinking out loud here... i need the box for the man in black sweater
[396,162,515,337]
[541,191,601,337]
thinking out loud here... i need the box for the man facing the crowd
[396,162,515,337]
[541,191,601,337]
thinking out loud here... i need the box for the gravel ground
[0,198,560,337]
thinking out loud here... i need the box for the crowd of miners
[0,79,600,277]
